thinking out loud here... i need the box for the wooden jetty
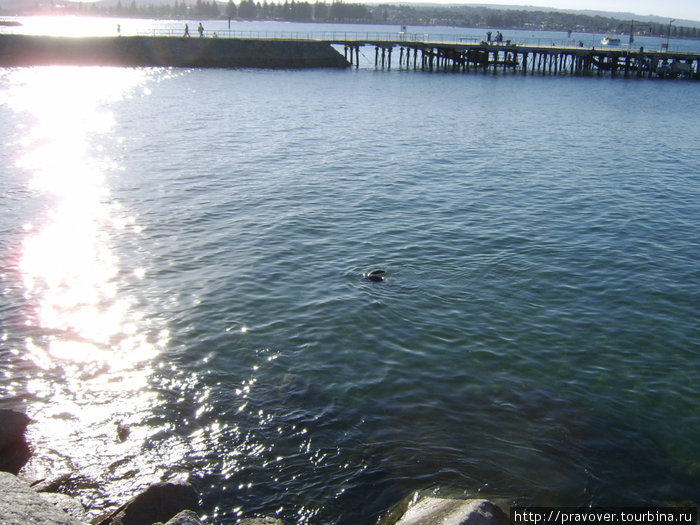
[1,31,698,79]
[332,38,700,80]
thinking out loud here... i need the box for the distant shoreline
[1,3,699,39]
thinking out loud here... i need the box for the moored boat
[601,36,621,46]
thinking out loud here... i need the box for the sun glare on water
[11,67,160,370]
[3,67,181,496]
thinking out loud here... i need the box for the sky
[410,1,700,23]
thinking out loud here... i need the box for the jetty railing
[134,28,656,50]
[137,28,483,43]
[131,28,700,53]
[126,28,700,78]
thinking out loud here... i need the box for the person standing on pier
[198,23,204,37]
[184,24,190,37]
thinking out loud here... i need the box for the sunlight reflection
[1,66,188,514]
[4,65,163,473]
[11,67,161,370]
[0,66,225,518]
[10,16,128,38]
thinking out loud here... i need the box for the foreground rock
[386,496,508,525]
[94,481,200,525]
[38,491,88,522]
[0,409,32,474]
[0,471,83,525]
[1,410,508,525]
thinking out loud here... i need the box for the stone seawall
[0,34,350,68]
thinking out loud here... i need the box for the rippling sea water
[1,21,699,525]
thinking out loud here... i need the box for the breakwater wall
[0,34,350,68]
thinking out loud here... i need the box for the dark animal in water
[364,270,386,282]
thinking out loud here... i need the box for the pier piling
[330,39,700,80]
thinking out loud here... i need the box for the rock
[38,492,88,522]
[94,481,200,525]
[0,409,32,474]
[0,409,30,449]
[115,422,130,443]
[31,472,74,492]
[394,497,508,525]
[0,471,83,525]
[238,518,285,525]
[32,472,100,494]
[159,510,204,525]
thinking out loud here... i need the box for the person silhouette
[198,23,204,37]
[184,24,190,37]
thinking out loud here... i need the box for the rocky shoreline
[0,408,509,525]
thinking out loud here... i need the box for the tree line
[5,0,699,38]
[35,0,372,23]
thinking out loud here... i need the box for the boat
[601,36,621,46]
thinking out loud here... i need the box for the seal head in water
[364,269,386,282]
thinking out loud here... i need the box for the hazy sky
[412,1,700,22]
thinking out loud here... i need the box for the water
[1,19,700,525]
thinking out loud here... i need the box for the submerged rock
[94,481,200,525]
[158,510,204,525]
[238,518,285,525]
[0,409,32,474]
[115,421,131,443]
